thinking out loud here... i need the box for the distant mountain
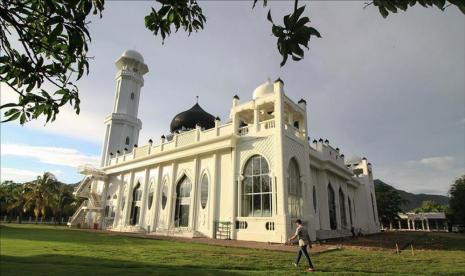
[374,179,449,212]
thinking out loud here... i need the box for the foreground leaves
[266,5,321,67]
[372,0,465,18]
[144,0,206,43]
[0,0,104,124]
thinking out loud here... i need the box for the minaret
[100,50,149,166]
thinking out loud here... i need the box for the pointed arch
[147,178,156,211]
[129,182,142,225]
[328,183,337,230]
[240,154,272,217]
[174,175,192,227]
[161,176,169,210]
[288,157,302,218]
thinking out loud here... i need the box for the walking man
[289,219,315,272]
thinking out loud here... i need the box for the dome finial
[196,95,199,104]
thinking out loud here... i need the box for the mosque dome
[252,79,274,99]
[170,102,216,133]
[346,155,362,165]
[122,49,144,63]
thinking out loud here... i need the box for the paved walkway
[76,228,340,254]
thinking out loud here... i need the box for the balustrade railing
[260,119,275,130]
[238,126,249,136]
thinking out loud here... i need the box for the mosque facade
[69,50,380,242]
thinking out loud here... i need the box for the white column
[273,80,288,242]
[100,180,110,229]
[189,156,199,231]
[123,172,135,226]
[138,169,150,228]
[253,106,259,132]
[166,163,177,229]
[426,219,430,231]
[288,111,293,126]
[114,174,124,228]
[210,152,219,238]
[150,167,162,231]
[230,147,238,240]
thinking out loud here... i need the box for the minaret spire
[100,50,149,166]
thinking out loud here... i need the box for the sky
[1,2,464,195]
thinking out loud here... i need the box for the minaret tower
[100,50,149,166]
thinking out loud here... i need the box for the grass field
[1,224,465,275]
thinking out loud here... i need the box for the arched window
[348,197,353,227]
[328,184,337,230]
[174,176,192,227]
[200,173,208,209]
[125,136,130,145]
[339,188,347,229]
[147,180,154,210]
[161,180,168,210]
[130,92,135,100]
[241,155,271,217]
[312,186,317,213]
[288,158,302,218]
[130,182,142,225]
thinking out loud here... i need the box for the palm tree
[1,181,26,222]
[49,183,74,223]
[23,172,58,222]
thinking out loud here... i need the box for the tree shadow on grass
[0,254,251,276]
[0,225,127,245]
[322,231,465,252]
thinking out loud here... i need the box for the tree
[23,172,58,222]
[1,0,464,124]
[449,175,465,224]
[49,183,75,223]
[413,200,447,213]
[375,181,406,226]
[0,180,26,222]
[0,0,104,124]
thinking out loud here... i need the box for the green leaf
[267,10,273,23]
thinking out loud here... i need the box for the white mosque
[69,50,380,242]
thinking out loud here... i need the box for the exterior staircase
[68,165,107,228]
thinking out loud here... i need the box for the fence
[0,215,70,225]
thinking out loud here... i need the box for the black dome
[170,103,216,133]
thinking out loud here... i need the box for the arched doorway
[130,182,142,226]
[339,188,347,229]
[174,176,192,228]
[328,184,337,230]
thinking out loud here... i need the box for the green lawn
[1,224,465,275]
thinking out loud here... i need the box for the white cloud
[1,144,99,168]
[418,156,457,171]
[0,167,41,182]
[1,85,104,143]
[377,155,464,195]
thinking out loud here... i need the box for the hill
[374,179,449,211]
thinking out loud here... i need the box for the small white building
[69,50,380,242]
[389,212,448,231]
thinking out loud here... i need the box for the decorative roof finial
[196,95,199,103]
